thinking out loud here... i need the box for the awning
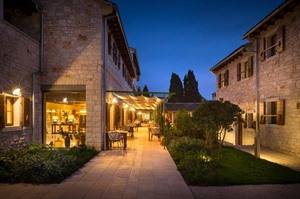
[113,93,163,111]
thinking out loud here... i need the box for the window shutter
[237,63,241,81]
[260,38,266,61]
[224,70,229,86]
[108,33,111,55]
[218,73,221,88]
[276,25,284,53]
[0,95,5,129]
[259,102,265,124]
[22,97,30,127]
[277,99,285,125]
[248,56,254,77]
[247,113,253,128]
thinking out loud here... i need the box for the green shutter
[218,73,221,88]
[0,95,5,129]
[23,97,31,127]
[259,102,265,124]
[260,38,266,61]
[224,70,229,86]
[277,100,285,125]
[237,63,241,81]
[248,56,254,77]
[276,25,284,53]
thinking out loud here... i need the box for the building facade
[0,0,140,151]
[210,0,300,157]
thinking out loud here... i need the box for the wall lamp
[12,88,21,96]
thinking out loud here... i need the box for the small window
[260,100,285,125]
[6,97,14,126]
[266,34,277,58]
[237,57,253,81]
[218,70,229,88]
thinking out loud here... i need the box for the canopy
[113,93,163,110]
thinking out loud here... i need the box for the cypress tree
[169,73,184,102]
[143,85,150,97]
[184,70,204,102]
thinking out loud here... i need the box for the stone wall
[258,4,300,156]
[42,0,134,150]
[0,19,40,150]
[216,4,300,156]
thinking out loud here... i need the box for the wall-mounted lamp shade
[12,88,21,96]
[112,97,118,104]
[68,115,75,123]
[52,116,58,123]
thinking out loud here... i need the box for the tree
[168,73,184,102]
[142,85,150,97]
[175,109,193,136]
[192,100,243,161]
[183,70,203,102]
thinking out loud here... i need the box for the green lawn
[217,147,300,185]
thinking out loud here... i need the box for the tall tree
[143,85,150,97]
[184,70,203,102]
[168,73,184,102]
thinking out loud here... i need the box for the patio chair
[107,132,124,149]
[150,127,160,141]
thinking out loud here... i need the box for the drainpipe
[254,37,260,158]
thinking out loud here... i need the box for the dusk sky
[112,0,284,99]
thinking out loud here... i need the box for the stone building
[210,0,300,157]
[0,0,140,151]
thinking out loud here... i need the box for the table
[148,127,160,141]
[52,123,78,134]
[106,131,127,150]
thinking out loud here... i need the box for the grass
[217,147,300,185]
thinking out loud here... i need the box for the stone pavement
[234,145,300,172]
[1,127,194,199]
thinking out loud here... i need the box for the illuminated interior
[44,91,86,148]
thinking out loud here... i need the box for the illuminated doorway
[44,91,86,148]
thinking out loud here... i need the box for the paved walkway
[1,127,194,199]
[234,145,300,172]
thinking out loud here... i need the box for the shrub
[168,136,204,164]
[177,152,221,186]
[0,144,98,184]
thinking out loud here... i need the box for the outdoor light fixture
[124,104,129,109]
[12,88,21,96]
[130,107,135,111]
[63,97,68,103]
[52,116,58,123]
[112,97,118,104]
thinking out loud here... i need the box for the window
[259,100,285,125]
[260,25,284,61]
[6,97,14,126]
[243,113,254,128]
[218,70,229,88]
[237,56,253,81]
[266,34,277,58]
[0,95,29,129]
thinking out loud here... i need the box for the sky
[112,0,284,99]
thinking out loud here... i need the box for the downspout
[254,37,260,158]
